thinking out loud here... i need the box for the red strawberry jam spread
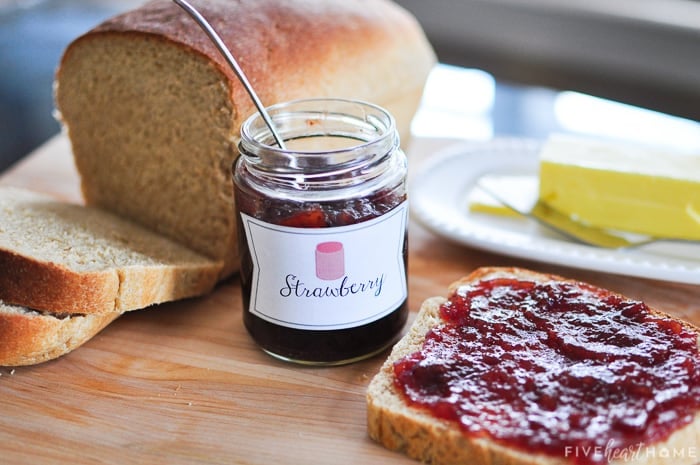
[393,277,700,465]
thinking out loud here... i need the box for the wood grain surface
[0,135,698,465]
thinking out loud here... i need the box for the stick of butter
[538,134,700,240]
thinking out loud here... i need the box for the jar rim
[239,98,397,162]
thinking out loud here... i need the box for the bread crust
[367,267,700,465]
[0,303,120,366]
[76,0,435,134]
[0,253,222,314]
[0,250,118,314]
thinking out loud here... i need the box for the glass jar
[232,98,409,365]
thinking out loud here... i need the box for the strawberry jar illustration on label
[233,99,408,365]
[315,242,344,281]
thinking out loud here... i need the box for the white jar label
[240,202,408,330]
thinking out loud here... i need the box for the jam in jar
[233,98,408,365]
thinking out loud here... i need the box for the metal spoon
[476,178,662,249]
[172,0,287,149]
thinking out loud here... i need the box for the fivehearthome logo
[564,441,697,463]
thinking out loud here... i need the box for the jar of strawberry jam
[232,98,409,365]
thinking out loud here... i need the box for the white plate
[410,138,700,285]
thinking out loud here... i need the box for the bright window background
[413,64,700,153]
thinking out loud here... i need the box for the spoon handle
[172,0,287,149]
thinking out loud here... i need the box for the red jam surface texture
[393,278,700,465]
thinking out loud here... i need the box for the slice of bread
[367,267,700,465]
[0,187,222,314]
[0,301,120,366]
[54,0,436,279]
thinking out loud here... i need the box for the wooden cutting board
[0,135,698,465]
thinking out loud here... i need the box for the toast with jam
[367,267,700,465]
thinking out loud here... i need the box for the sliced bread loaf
[0,187,222,314]
[367,267,700,465]
[0,301,119,366]
[54,0,436,278]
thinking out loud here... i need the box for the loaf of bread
[0,186,222,365]
[367,267,700,465]
[54,0,436,279]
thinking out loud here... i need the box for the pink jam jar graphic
[315,241,345,280]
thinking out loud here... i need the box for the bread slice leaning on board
[0,303,120,367]
[0,187,222,366]
[54,0,436,279]
[367,267,700,465]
